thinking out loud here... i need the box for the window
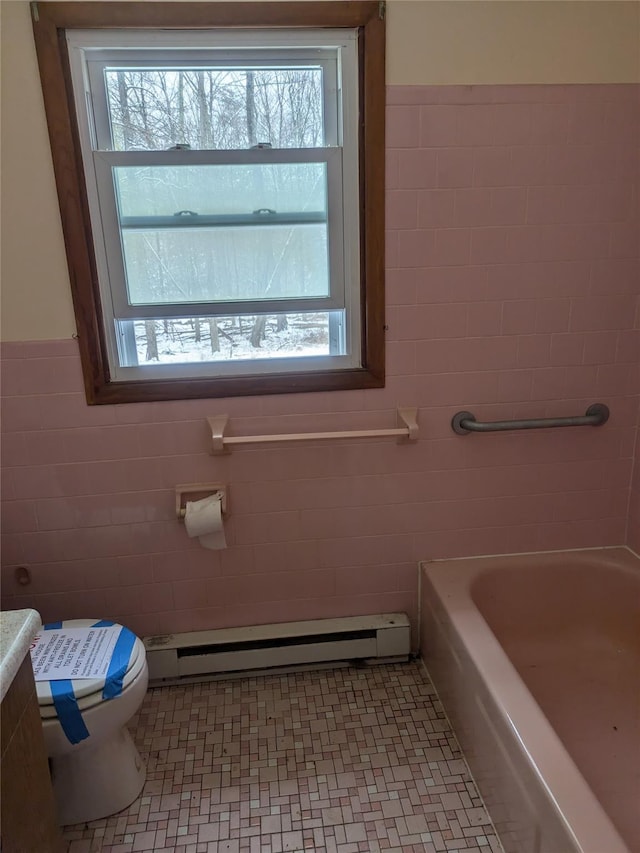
[32,3,385,403]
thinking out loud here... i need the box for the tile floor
[64,662,503,853]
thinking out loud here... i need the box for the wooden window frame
[32,1,386,404]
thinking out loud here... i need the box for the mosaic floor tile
[63,662,503,852]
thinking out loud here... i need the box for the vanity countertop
[0,609,41,702]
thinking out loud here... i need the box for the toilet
[36,619,149,826]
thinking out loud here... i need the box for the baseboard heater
[144,613,411,684]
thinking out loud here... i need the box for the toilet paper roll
[184,494,226,550]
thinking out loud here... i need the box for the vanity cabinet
[1,639,63,852]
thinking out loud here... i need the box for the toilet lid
[36,619,145,706]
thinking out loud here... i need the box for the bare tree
[246,70,257,147]
[144,320,159,360]
[250,316,267,348]
[209,318,220,353]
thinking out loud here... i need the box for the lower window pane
[121,221,330,305]
[113,163,331,305]
[116,312,344,367]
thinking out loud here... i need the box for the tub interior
[470,552,640,852]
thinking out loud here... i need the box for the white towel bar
[207,408,419,455]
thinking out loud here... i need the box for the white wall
[2,0,639,341]
[388,1,640,86]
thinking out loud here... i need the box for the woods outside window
[32,3,385,403]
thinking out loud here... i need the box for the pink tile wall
[2,84,639,639]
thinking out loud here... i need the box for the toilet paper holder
[176,483,229,520]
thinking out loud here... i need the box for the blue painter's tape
[44,622,90,745]
[90,620,136,699]
[102,626,136,700]
[49,679,91,744]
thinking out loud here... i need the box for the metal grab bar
[452,403,609,435]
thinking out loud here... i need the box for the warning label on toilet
[30,626,123,681]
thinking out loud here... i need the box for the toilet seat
[36,619,146,719]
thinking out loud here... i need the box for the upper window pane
[103,66,325,150]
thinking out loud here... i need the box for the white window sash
[93,147,345,319]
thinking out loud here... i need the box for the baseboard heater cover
[144,613,411,682]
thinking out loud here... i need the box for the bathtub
[420,547,639,853]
